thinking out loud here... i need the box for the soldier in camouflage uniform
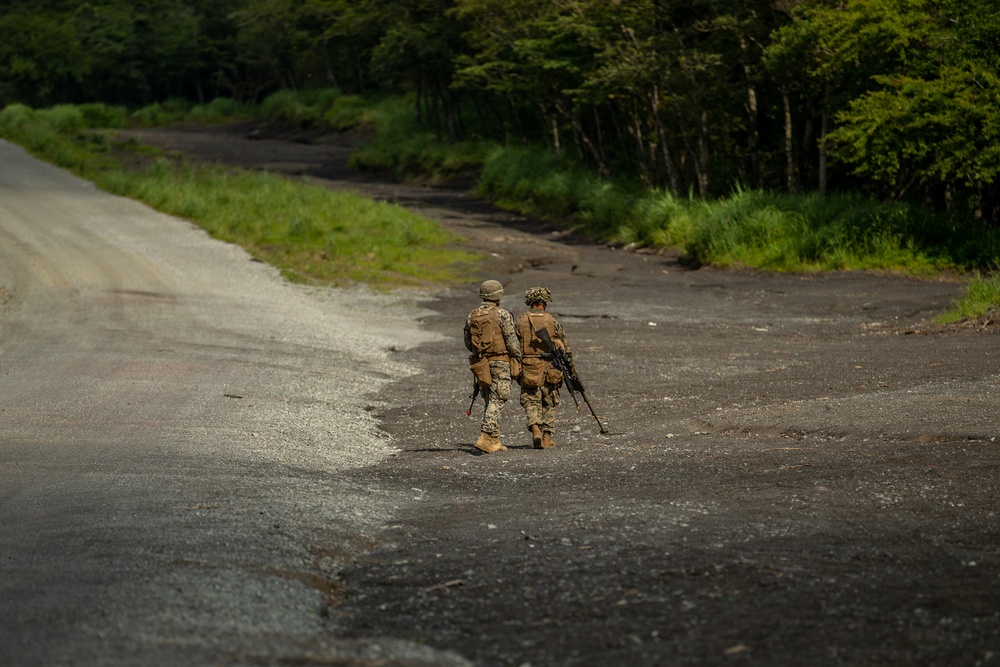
[464,279,522,454]
[515,286,570,449]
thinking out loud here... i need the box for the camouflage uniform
[464,300,522,437]
[516,287,570,439]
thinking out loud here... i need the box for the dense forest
[2,0,999,225]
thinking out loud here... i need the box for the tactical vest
[468,303,509,359]
[518,311,558,357]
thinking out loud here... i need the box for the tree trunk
[697,108,710,198]
[782,87,797,194]
[740,36,760,188]
[629,102,652,187]
[557,102,610,177]
[649,86,679,194]
[592,105,608,172]
[415,81,423,124]
[552,113,561,156]
[506,94,526,143]
[818,83,830,196]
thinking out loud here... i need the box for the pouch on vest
[469,355,492,387]
[521,357,546,389]
[545,367,564,386]
[509,356,522,382]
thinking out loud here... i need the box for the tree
[805,0,1000,221]
[0,5,89,106]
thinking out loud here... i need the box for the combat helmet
[524,286,552,305]
[479,279,504,301]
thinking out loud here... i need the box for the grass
[0,102,479,288]
[476,145,1000,274]
[935,272,1000,324]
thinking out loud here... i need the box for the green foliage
[936,272,1000,324]
[347,94,497,182]
[0,7,89,106]
[188,98,254,124]
[829,66,1000,197]
[472,138,1000,273]
[260,89,343,127]
[0,104,115,173]
[130,99,194,127]
[79,103,129,129]
[785,0,1000,218]
[4,0,1000,229]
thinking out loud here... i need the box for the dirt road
[0,138,468,666]
[10,124,1000,666]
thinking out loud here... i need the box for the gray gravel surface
[0,138,470,666]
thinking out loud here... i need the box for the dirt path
[123,125,1000,666]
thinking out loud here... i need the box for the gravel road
[0,138,470,666]
[5,124,1000,667]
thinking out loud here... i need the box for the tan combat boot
[474,431,505,454]
[540,431,554,448]
[530,424,543,449]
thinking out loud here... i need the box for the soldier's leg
[539,383,561,448]
[520,385,545,447]
[540,383,560,431]
[481,361,512,442]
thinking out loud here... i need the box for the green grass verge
[934,272,1000,324]
[477,145,1000,274]
[0,102,479,288]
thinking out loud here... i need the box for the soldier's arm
[499,310,523,359]
[463,321,474,353]
[553,318,571,355]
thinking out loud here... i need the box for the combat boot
[540,431,554,448]
[474,431,505,454]
[530,425,543,449]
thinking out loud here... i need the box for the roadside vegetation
[3,92,1000,319]
[934,273,1000,325]
[1,0,999,317]
[0,103,478,288]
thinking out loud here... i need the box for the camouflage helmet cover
[524,286,552,305]
[479,279,504,300]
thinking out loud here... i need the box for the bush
[130,100,191,127]
[188,97,252,124]
[260,88,342,128]
[936,272,1000,323]
[78,103,129,129]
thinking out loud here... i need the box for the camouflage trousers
[479,360,513,437]
[519,382,561,433]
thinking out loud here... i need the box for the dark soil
[123,124,1000,667]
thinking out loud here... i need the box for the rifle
[535,327,609,434]
[465,380,481,416]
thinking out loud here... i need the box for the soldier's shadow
[403,443,536,454]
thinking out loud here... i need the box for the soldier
[464,279,522,454]
[516,286,570,449]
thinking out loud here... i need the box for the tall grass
[476,144,1000,273]
[130,97,253,127]
[0,103,478,288]
[259,88,341,128]
[935,272,1000,324]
